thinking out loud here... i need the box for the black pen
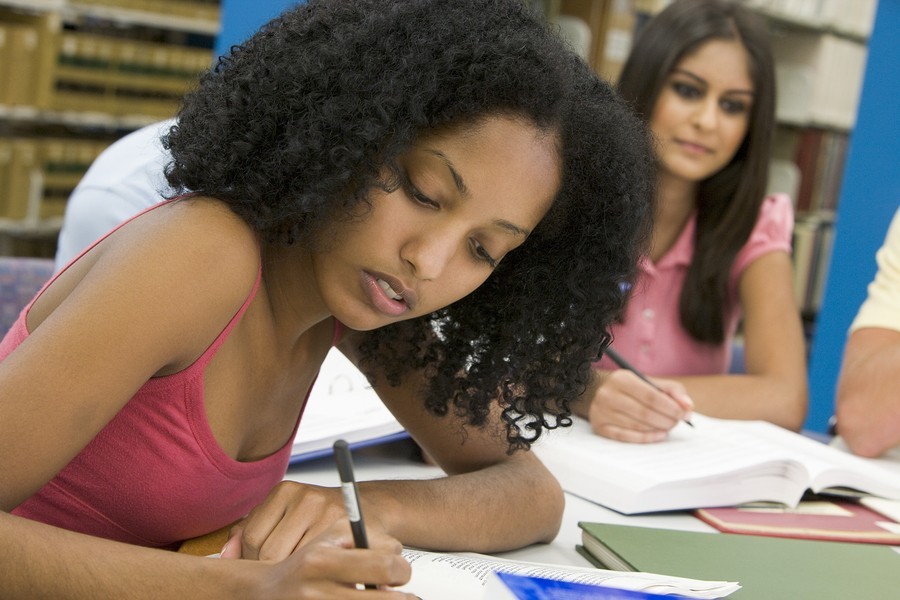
[333,439,377,590]
[603,347,694,428]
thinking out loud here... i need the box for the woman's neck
[260,242,332,348]
[650,171,698,262]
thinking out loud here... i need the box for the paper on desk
[290,349,406,462]
[396,548,740,599]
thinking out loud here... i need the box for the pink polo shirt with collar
[597,194,794,376]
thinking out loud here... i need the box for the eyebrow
[425,148,531,239]
[493,219,531,238]
[427,149,469,197]
[672,68,755,96]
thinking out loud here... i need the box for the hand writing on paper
[582,369,693,443]
[224,519,414,597]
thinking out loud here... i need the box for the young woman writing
[0,0,653,597]
[573,0,808,443]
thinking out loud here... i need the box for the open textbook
[533,414,900,514]
[396,548,740,599]
[290,349,407,463]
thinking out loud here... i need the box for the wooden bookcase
[0,0,219,256]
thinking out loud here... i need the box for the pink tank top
[3,200,340,548]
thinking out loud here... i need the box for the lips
[674,138,713,155]
[362,271,416,317]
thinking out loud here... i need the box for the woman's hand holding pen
[226,519,414,597]
[219,485,415,597]
[221,481,389,562]
[581,368,694,443]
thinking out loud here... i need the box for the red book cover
[695,497,900,545]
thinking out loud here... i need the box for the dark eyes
[671,81,749,115]
[471,241,498,269]
[410,186,439,209]
[401,172,499,269]
[720,98,749,115]
[672,81,702,100]
[400,172,437,208]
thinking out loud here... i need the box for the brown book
[1,139,38,220]
[792,128,824,213]
[696,496,900,545]
[3,24,40,106]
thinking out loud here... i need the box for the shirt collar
[638,213,697,274]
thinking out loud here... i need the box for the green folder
[578,522,900,599]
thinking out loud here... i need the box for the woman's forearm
[360,453,564,553]
[0,512,258,600]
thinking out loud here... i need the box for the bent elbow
[839,427,889,458]
[836,402,896,458]
[778,384,808,432]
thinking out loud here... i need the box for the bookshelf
[0,0,219,256]
[760,5,873,331]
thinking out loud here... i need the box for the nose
[692,97,719,131]
[400,227,458,282]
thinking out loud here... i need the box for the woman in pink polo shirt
[572,0,808,442]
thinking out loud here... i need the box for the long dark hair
[164,0,655,451]
[618,0,776,344]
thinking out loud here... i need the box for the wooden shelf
[0,105,161,130]
[66,2,219,35]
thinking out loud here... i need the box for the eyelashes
[670,81,751,115]
[401,170,499,269]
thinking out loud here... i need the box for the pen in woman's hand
[333,439,377,589]
[603,347,694,428]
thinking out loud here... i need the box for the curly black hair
[164,0,655,452]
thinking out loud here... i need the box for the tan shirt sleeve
[851,207,900,332]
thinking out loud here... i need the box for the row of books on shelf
[763,128,847,315]
[47,0,220,23]
[0,13,212,118]
[742,0,878,39]
[769,129,848,216]
[791,127,847,214]
[792,213,834,315]
[771,29,868,131]
[0,136,110,221]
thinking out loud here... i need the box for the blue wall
[805,0,900,432]
[215,0,303,56]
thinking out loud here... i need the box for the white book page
[533,415,810,512]
[396,548,740,599]
[740,420,900,499]
[291,349,404,459]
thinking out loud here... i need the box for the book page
[535,415,900,514]
[291,349,406,462]
[738,420,900,499]
[533,415,811,513]
[396,548,740,599]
